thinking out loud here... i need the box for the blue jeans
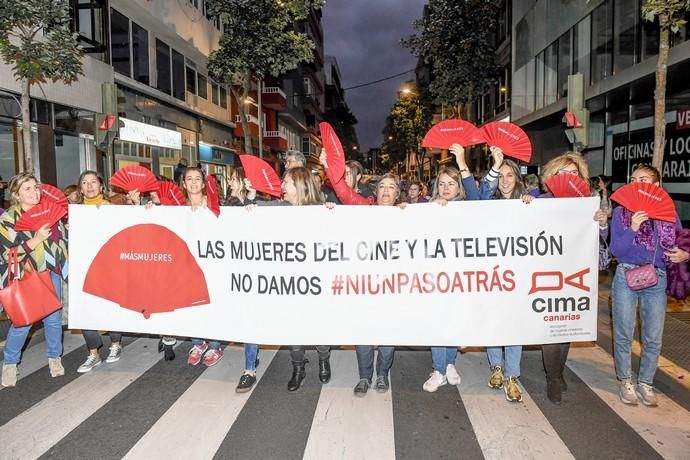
[431,346,457,374]
[612,264,667,385]
[355,345,395,381]
[244,343,259,371]
[191,338,221,350]
[3,273,63,365]
[487,346,522,377]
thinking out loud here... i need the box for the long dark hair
[494,159,525,200]
[180,167,207,201]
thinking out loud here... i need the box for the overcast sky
[322,0,428,153]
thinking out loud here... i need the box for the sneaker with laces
[105,344,122,364]
[48,358,64,377]
[618,379,638,405]
[423,370,447,392]
[187,342,209,366]
[202,348,224,367]
[375,375,390,393]
[353,378,370,397]
[77,354,102,373]
[236,372,257,393]
[1,364,17,387]
[488,365,504,389]
[636,383,658,407]
[446,364,461,385]
[504,376,523,402]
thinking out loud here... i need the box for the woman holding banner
[423,144,480,393]
[609,165,688,407]
[320,149,397,396]
[0,173,68,387]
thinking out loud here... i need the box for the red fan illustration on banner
[421,120,485,149]
[83,223,210,318]
[544,174,590,198]
[157,181,185,206]
[239,154,282,197]
[480,121,532,162]
[610,182,676,223]
[206,175,220,217]
[110,165,159,192]
[319,122,346,181]
[40,183,69,213]
[14,201,68,232]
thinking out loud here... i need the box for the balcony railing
[262,86,287,98]
[235,114,259,125]
[264,130,288,139]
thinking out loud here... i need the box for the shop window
[198,75,208,99]
[156,39,171,95]
[591,0,613,84]
[220,86,228,109]
[573,17,591,85]
[172,50,185,101]
[557,30,571,99]
[132,22,149,85]
[71,0,108,62]
[186,67,197,94]
[544,41,558,106]
[110,8,130,77]
[613,0,637,74]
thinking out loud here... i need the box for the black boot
[318,358,331,384]
[542,343,565,404]
[546,378,562,404]
[287,361,307,392]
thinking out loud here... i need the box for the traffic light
[563,73,589,152]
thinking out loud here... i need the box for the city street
[1,273,689,460]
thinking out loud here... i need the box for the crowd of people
[1,146,688,410]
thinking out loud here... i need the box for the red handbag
[0,247,60,327]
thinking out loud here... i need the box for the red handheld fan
[544,174,590,198]
[157,181,185,206]
[610,182,676,223]
[480,121,532,162]
[40,183,69,213]
[110,165,159,192]
[14,201,67,232]
[206,176,220,217]
[320,122,346,181]
[421,120,484,149]
[83,223,210,318]
[239,154,282,197]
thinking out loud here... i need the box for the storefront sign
[676,107,690,130]
[119,118,182,150]
[68,199,599,346]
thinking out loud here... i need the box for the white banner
[68,198,600,346]
[118,118,182,150]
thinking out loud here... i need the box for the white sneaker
[1,364,17,387]
[618,379,638,405]
[105,344,122,363]
[446,364,461,385]
[48,358,64,377]
[636,383,659,407]
[423,370,447,392]
[77,354,102,373]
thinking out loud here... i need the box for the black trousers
[542,342,570,380]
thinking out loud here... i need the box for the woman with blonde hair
[0,173,68,387]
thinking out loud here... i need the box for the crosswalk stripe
[303,349,396,460]
[0,338,164,459]
[568,346,690,460]
[457,352,575,459]
[0,330,83,391]
[123,345,277,460]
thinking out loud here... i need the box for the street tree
[206,0,323,155]
[322,105,359,159]
[381,93,432,179]
[0,0,83,173]
[402,0,500,119]
[642,0,690,172]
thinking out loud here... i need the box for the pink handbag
[624,263,658,291]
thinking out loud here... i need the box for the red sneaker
[202,348,224,367]
[187,342,209,366]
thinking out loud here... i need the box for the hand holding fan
[422,120,484,149]
[544,174,590,198]
[110,165,159,192]
[40,183,69,212]
[15,201,67,232]
[480,121,532,162]
[157,181,185,206]
[319,122,346,181]
[610,182,676,223]
[205,176,221,217]
[239,154,282,198]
